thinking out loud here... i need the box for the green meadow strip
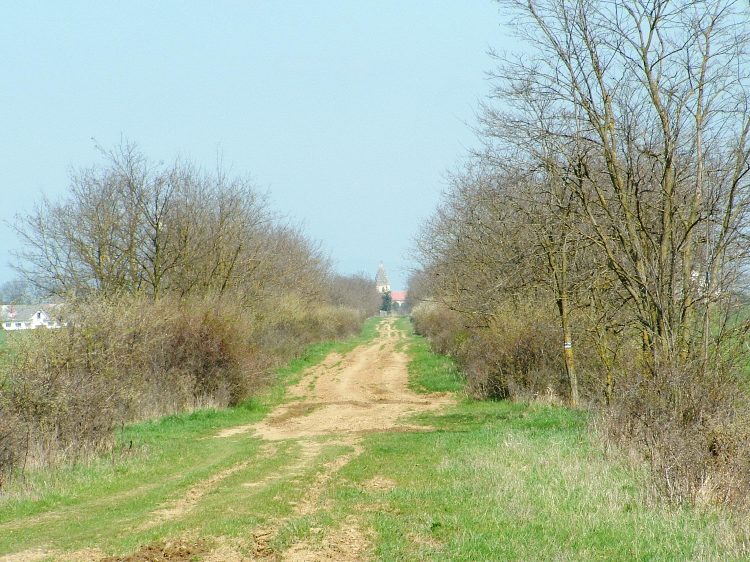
[395,316,464,394]
[4,317,747,560]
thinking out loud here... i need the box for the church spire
[375,262,390,294]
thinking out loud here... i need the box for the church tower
[375,262,390,294]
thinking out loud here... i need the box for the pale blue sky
[0,1,510,291]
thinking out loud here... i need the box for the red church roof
[390,291,407,302]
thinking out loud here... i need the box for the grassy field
[2,316,749,560]
[322,409,750,560]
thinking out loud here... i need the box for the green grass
[280,319,750,561]
[3,316,749,560]
[323,404,750,560]
[395,316,464,393]
[0,317,382,557]
[1,402,274,552]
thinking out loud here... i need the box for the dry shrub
[252,295,362,359]
[411,302,467,355]
[412,300,564,400]
[296,302,362,343]
[0,295,261,470]
[463,308,563,400]
[1,327,121,470]
[0,407,24,486]
[604,359,750,507]
[0,292,363,477]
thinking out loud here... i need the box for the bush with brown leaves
[603,359,750,507]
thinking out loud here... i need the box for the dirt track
[2,319,451,562]
[221,317,452,560]
[220,318,450,441]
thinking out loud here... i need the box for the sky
[0,1,512,292]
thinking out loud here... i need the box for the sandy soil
[247,319,449,440]
[245,318,451,560]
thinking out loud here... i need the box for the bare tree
[329,273,381,317]
[12,142,327,304]
[489,0,750,371]
[415,160,590,405]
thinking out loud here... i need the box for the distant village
[1,304,65,331]
[375,263,407,314]
[0,264,407,331]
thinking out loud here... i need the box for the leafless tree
[13,142,327,305]
[489,0,750,370]
[329,273,381,317]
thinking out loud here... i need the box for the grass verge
[0,317,382,557]
[5,317,748,560]
[296,318,750,561]
[394,316,463,393]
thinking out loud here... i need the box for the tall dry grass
[601,359,750,507]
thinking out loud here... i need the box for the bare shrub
[316,304,362,340]
[604,360,750,506]
[252,295,361,360]
[328,273,381,318]
[1,298,251,469]
[464,304,564,400]
[411,302,466,356]
[0,407,24,487]
[464,320,563,400]
[412,300,566,400]
[0,289,365,478]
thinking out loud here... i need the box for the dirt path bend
[220,318,451,441]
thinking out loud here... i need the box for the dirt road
[219,317,452,560]
[221,318,448,441]
[3,318,451,562]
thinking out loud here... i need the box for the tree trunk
[558,289,579,408]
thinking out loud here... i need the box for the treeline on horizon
[410,0,750,507]
[0,142,381,482]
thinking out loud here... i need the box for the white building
[1,305,65,331]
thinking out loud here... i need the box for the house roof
[1,304,63,322]
[390,291,407,302]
